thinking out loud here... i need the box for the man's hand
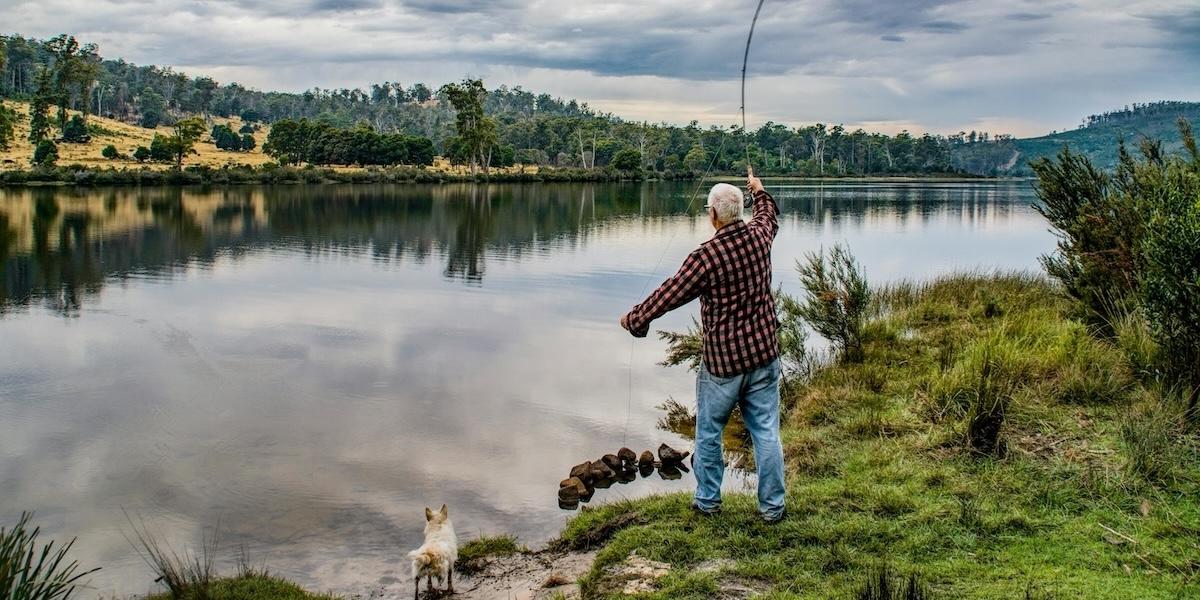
[747,174,764,195]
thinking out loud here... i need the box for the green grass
[556,272,1200,599]
[145,572,338,600]
[456,534,528,573]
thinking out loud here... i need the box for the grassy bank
[548,272,1199,599]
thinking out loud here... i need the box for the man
[620,174,784,522]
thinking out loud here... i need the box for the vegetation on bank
[556,270,1198,599]
[547,123,1200,598]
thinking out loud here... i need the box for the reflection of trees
[0,182,1031,315]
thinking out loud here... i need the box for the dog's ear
[425,507,434,521]
[439,504,448,518]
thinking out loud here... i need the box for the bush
[32,139,58,166]
[149,134,175,162]
[1032,146,1141,327]
[101,144,120,159]
[212,124,243,151]
[1136,120,1200,420]
[133,145,151,163]
[611,147,641,172]
[796,243,871,362]
[240,133,256,152]
[238,123,255,134]
[61,115,90,143]
[0,512,99,600]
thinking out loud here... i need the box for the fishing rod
[741,0,767,178]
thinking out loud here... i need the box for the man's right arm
[747,176,779,239]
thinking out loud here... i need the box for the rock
[617,447,637,466]
[658,443,690,464]
[558,484,581,503]
[600,453,624,472]
[570,461,594,483]
[615,469,636,483]
[560,477,589,496]
[638,450,655,467]
[638,463,655,478]
[587,460,615,481]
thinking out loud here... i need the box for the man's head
[706,183,743,230]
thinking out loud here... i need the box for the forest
[0,33,1022,175]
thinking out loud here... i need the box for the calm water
[0,181,1052,597]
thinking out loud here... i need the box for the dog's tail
[408,548,435,575]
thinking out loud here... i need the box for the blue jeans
[693,357,785,519]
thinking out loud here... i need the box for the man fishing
[620,173,785,523]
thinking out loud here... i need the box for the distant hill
[954,101,1200,176]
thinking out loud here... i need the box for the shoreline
[0,163,1008,188]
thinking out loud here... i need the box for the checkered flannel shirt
[624,189,780,377]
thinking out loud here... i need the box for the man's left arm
[621,250,708,338]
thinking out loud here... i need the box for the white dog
[407,504,457,598]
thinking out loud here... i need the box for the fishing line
[621,0,766,446]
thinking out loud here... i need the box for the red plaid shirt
[624,189,780,377]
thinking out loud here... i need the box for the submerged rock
[638,463,655,478]
[658,443,690,464]
[638,450,655,467]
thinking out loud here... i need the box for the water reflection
[0,181,1050,598]
[1,181,1033,315]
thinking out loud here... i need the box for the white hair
[706,183,743,225]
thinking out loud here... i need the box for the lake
[0,180,1053,597]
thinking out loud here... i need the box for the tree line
[1,33,1032,175]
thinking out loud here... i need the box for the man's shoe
[761,509,786,524]
[691,503,721,517]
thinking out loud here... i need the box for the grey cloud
[1006,12,1050,21]
[1144,8,1200,59]
[922,20,969,33]
[881,34,905,42]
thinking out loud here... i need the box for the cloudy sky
[6,0,1200,136]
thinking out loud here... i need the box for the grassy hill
[0,100,273,171]
[1005,101,1200,175]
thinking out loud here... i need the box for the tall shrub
[1135,120,1200,419]
[1031,147,1141,327]
[796,244,870,362]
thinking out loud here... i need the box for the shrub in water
[0,512,99,600]
[796,243,871,362]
